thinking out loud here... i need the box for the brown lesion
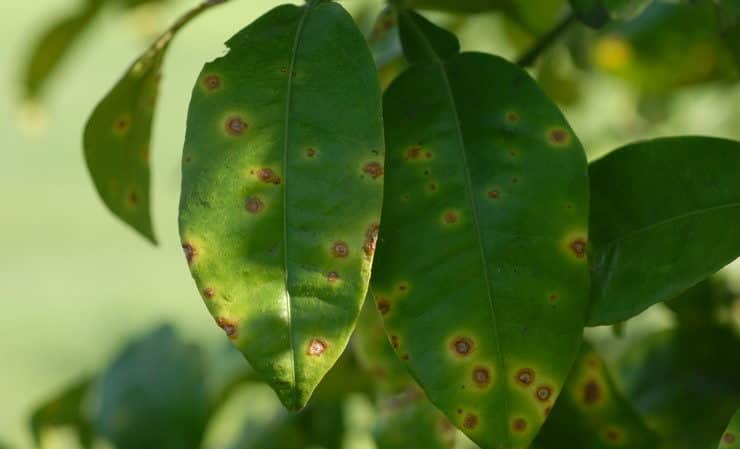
[376,298,391,315]
[307,338,327,356]
[547,127,571,147]
[462,413,478,429]
[363,223,380,257]
[216,317,238,339]
[245,196,264,214]
[472,366,491,388]
[451,337,474,357]
[332,241,349,258]
[257,168,281,185]
[535,385,553,402]
[182,242,197,265]
[203,287,215,299]
[362,161,384,179]
[506,111,520,124]
[515,368,535,386]
[512,418,527,432]
[225,116,247,136]
[443,211,459,225]
[723,433,736,445]
[202,74,221,91]
[569,238,587,258]
[582,378,602,406]
[112,113,132,136]
[327,271,339,282]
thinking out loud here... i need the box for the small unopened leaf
[536,343,659,449]
[178,1,384,411]
[719,409,740,449]
[587,136,740,325]
[373,11,590,449]
[30,377,95,449]
[95,326,209,449]
[84,0,226,243]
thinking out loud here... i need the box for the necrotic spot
[536,386,553,402]
[216,317,238,339]
[112,114,131,135]
[245,196,264,214]
[547,128,571,146]
[202,74,221,91]
[451,337,474,356]
[307,338,327,356]
[583,379,601,405]
[488,190,500,199]
[225,116,247,136]
[570,238,587,258]
[443,211,458,225]
[472,367,491,387]
[203,287,215,299]
[390,335,399,349]
[332,241,349,258]
[605,428,622,443]
[327,271,339,282]
[463,414,478,429]
[724,433,736,444]
[515,368,535,386]
[364,224,379,257]
[363,162,384,179]
[506,111,519,123]
[306,147,316,158]
[512,418,527,432]
[182,243,196,265]
[258,168,281,185]
[406,146,422,160]
[377,298,390,315]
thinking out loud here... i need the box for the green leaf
[374,390,458,449]
[178,1,384,411]
[405,0,508,13]
[84,0,227,243]
[372,10,590,449]
[620,327,740,449]
[30,377,95,449]
[587,136,740,325]
[95,325,210,449]
[719,409,740,449]
[535,342,660,449]
[665,278,734,329]
[22,1,104,100]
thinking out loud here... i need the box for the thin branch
[516,10,577,67]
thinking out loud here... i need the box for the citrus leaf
[719,409,740,449]
[620,327,740,449]
[587,136,740,325]
[178,1,384,411]
[95,326,209,449]
[30,377,95,449]
[535,342,660,449]
[372,10,590,449]
[83,0,228,244]
[374,389,458,449]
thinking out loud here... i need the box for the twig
[516,10,577,67]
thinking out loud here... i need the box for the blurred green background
[1,0,740,448]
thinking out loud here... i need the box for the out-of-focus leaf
[178,1,384,411]
[714,0,740,68]
[592,1,735,93]
[620,327,740,449]
[666,278,735,329]
[535,342,660,449]
[22,0,104,100]
[569,0,610,28]
[367,7,406,91]
[374,389,457,449]
[536,49,581,105]
[719,409,740,449]
[94,325,209,449]
[30,377,95,449]
[406,0,508,13]
[374,10,589,449]
[84,0,227,244]
[587,136,740,325]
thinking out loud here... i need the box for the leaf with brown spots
[372,10,590,449]
[587,137,740,325]
[178,1,384,411]
[719,409,740,449]
[535,342,660,449]
[83,0,228,244]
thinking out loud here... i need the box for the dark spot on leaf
[203,74,221,91]
[216,317,238,339]
[548,128,571,146]
[398,283,408,292]
[203,287,215,299]
[184,155,192,163]
[306,147,316,158]
[423,169,430,175]
[724,433,736,444]
[451,337,473,356]
[225,116,247,136]
[506,112,519,123]
[488,190,500,199]
[548,293,559,303]
[364,223,379,257]
[327,271,339,282]
[463,414,478,429]
[113,114,131,135]
[473,367,491,387]
[390,335,399,349]
[127,191,138,206]
[605,428,623,443]
[401,353,409,360]
[515,368,535,386]
[583,379,601,405]
[182,243,197,265]
[307,338,327,356]
[332,241,349,258]
[570,238,587,258]
[443,211,458,224]
[536,386,553,402]
[406,146,422,160]
[258,168,281,185]
[512,418,527,432]
[245,196,264,214]
[428,183,438,192]
[363,162,384,179]
[377,298,391,315]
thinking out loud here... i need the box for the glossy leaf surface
[372,10,590,449]
[94,326,209,449]
[84,0,226,243]
[535,342,659,449]
[620,327,740,449]
[178,1,384,410]
[719,409,740,449]
[587,136,740,325]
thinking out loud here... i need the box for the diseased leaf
[84,0,227,243]
[719,409,740,449]
[95,326,209,449]
[587,136,740,325]
[620,327,740,449]
[372,10,590,449]
[23,0,104,100]
[30,377,95,449]
[535,342,660,449]
[178,1,384,411]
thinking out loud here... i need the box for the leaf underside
[178,1,384,410]
[535,342,660,449]
[372,11,590,449]
[587,136,740,325]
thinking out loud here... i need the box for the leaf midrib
[401,11,512,445]
[283,1,314,408]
